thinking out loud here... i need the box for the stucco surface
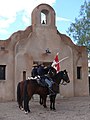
[0,3,89,101]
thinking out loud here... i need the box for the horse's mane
[51,70,64,85]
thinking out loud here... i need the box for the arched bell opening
[40,9,49,25]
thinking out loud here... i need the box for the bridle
[60,79,67,85]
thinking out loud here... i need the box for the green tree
[67,1,90,56]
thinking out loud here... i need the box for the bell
[42,20,45,24]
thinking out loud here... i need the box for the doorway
[33,61,52,67]
[23,71,26,81]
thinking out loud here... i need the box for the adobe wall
[0,3,89,101]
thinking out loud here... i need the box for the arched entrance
[33,61,52,67]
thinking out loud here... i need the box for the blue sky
[0,0,89,40]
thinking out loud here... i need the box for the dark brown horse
[17,66,56,110]
[40,69,70,110]
[17,69,70,113]
[17,79,49,111]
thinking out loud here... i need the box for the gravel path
[0,96,90,120]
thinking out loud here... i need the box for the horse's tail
[17,82,21,105]
[23,80,28,99]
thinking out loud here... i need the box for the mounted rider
[31,64,38,78]
[37,63,48,86]
[45,65,57,94]
[39,64,57,93]
[31,63,57,94]
[37,63,45,76]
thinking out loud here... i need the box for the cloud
[22,13,31,26]
[56,16,71,22]
[0,29,8,34]
[0,17,16,28]
[0,0,56,38]
[0,0,56,30]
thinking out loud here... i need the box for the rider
[37,63,47,86]
[45,65,57,94]
[37,64,56,94]
[31,64,38,78]
[37,63,45,76]
[31,63,56,94]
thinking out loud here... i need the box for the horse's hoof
[43,105,47,108]
[53,108,56,111]
[50,107,52,110]
[40,102,43,105]
[25,111,28,114]
[21,107,24,111]
[28,110,30,113]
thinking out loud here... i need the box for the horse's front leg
[50,95,53,110]
[50,94,56,110]
[52,95,56,110]
[50,101,53,110]
[52,100,56,110]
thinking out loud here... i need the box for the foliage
[67,1,90,56]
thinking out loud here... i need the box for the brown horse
[40,69,70,110]
[17,65,56,110]
[17,79,49,111]
[17,69,70,113]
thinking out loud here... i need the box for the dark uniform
[31,65,38,77]
[44,65,57,94]
[37,64,45,76]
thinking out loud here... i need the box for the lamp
[45,48,51,54]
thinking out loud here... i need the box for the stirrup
[37,75,40,78]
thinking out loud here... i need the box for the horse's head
[60,70,70,84]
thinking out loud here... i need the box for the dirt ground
[0,95,90,120]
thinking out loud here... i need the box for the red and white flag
[52,53,60,73]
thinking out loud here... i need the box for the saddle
[31,76,59,94]
[30,76,47,87]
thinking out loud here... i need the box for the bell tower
[31,4,56,29]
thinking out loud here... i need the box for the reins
[60,80,67,85]
[53,79,67,86]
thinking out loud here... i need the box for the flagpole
[57,52,59,55]
[56,56,69,65]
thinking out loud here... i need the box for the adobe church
[0,4,89,101]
